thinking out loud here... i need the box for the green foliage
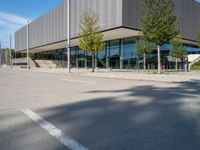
[191,61,200,70]
[79,10,105,53]
[78,10,105,72]
[0,48,12,65]
[136,36,153,70]
[136,36,152,56]
[170,39,186,59]
[141,0,179,46]
[140,0,179,73]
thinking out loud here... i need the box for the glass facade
[123,38,137,69]
[109,40,120,69]
[32,37,200,70]
[97,43,107,68]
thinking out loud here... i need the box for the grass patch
[191,61,200,70]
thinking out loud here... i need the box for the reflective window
[123,38,136,59]
[109,40,120,69]
[123,38,137,69]
[185,44,200,54]
[77,48,85,68]
[97,43,107,68]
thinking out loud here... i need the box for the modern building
[15,0,200,69]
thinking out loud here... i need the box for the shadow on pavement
[36,80,200,150]
[1,80,200,150]
[0,110,67,150]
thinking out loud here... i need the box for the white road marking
[171,92,200,98]
[61,79,95,85]
[21,108,88,150]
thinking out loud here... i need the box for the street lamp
[67,0,71,73]
[10,33,12,68]
[27,20,30,70]
[0,40,1,66]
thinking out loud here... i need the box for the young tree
[141,0,179,74]
[136,36,152,70]
[79,10,105,72]
[170,39,186,71]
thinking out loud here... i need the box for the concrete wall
[122,0,200,41]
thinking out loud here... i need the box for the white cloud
[0,11,30,48]
[0,12,28,26]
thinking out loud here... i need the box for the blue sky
[0,0,200,48]
[0,0,63,48]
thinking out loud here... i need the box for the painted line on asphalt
[171,92,200,98]
[21,108,88,150]
[61,79,95,85]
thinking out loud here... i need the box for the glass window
[185,44,200,54]
[123,38,137,69]
[97,43,107,68]
[109,40,120,69]
[77,48,85,68]
[110,40,120,57]
[123,38,136,59]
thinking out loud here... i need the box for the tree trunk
[175,58,178,71]
[143,53,146,71]
[157,45,161,74]
[92,52,95,72]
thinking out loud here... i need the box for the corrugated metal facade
[70,0,122,38]
[122,0,200,41]
[15,0,123,51]
[15,0,200,52]
[26,1,68,50]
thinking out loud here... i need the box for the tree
[141,0,179,74]
[136,36,152,70]
[170,39,186,71]
[79,10,105,72]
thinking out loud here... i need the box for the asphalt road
[0,68,200,150]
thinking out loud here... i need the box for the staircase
[98,60,106,68]
[188,54,200,70]
[12,57,36,68]
[34,60,57,68]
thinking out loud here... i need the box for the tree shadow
[34,80,200,150]
[1,80,200,150]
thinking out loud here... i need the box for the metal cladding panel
[15,0,200,51]
[70,0,123,38]
[15,1,68,51]
[122,0,200,41]
[15,26,27,51]
[15,0,123,51]
[173,0,200,41]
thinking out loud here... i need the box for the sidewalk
[6,67,200,83]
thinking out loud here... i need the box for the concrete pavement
[0,68,200,150]
[7,67,200,83]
